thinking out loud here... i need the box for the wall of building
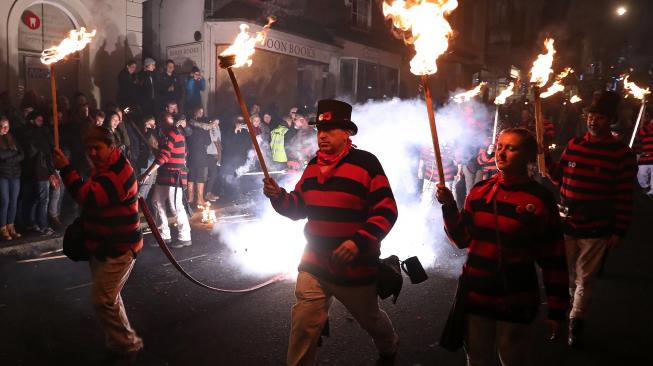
[1,0,145,107]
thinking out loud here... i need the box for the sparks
[623,75,651,100]
[220,17,275,68]
[200,202,216,225]
[540,67,573,99]
[494,82,516,105]
[40,27,96,65]
[529,38,556,88]
[452,82,486,104]
[383,0,459,76]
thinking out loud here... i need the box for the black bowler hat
[309,99,358,135]
[588,90,621,121]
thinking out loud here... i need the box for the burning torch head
[309,99,358,136]
[588,90,620,122]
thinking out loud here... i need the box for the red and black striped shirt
[421,147,456,182]
[271,148,398,286]
[155,128,187,186]
[442,174,569,322]
[633,128,653,165]
[476,147,498,178]
[61,149,143,258]
[550,133,636,238]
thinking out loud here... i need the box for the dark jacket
[156,71,183,107]
[117,68,138,107]
[20,124,54,181]
[0,134,24,178]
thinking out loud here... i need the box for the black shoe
[171,240,192,248]
[568,317,584,348]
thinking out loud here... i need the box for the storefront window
[355,60,398,103]
[339,58,356,101]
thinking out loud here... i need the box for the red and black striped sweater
[420,147,456,182]
[549,133,636,238]
[61,149,143,258]
[155,127,187,186]
[442,174,569,322]
[271,148,398,286]
[633,128,653,165]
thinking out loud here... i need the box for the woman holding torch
[436,128,569,365]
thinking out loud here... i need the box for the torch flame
[540,67,573,99]
[529,38,556,87]
[452,82,486,104]
[220,17,276,68]
[570,95,582,104]
[383,0,459,75]
[40,27,96,65]
[623,75,651,100]
[494,82,516,105]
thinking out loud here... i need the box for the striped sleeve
[271,175,308,221]
[60,165,130,209]
[613,149,636,237]
[351,157,398,252]
[441,198,473,249]
[155,135,172,165]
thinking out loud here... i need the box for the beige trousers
[464,314,536,366]
[287,271,398,366]
[564,235,609,319]
[90,251,143,353]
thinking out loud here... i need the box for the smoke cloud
[215,98,492,278]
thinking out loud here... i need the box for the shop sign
[261,36,330,64]
[167,42,203,73]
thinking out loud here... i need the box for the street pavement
[1,194,652,365]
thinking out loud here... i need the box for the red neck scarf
[315,139,353,184]
[483,172,531,204]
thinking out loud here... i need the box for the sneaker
[40,227,55,236]
[171,240,192,248]
[26,225,40,232]
[205,193,219,202]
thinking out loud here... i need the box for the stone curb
[0,235,63,258]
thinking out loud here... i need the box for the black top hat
[588,90,621,121]
[309,99,358,135]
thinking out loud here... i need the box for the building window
[339,58,398,103]
[351,0,372,30]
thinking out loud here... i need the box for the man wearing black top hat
[548,90,636,347]
[263,99,399,365]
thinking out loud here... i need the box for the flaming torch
[492,81,516,144]
[40,27,96,149]
[624,75,651,147]
[529,38,556,176]
[383,0,459,185]
[452,82,486,104]
[218,18,275,179]
[540,67,573,99]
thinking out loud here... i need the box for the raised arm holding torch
[218,17,275,180]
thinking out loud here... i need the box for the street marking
[16,255,67,263]
[39,248,63,256]
[65,282,92,291]
[162,254,207,267]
